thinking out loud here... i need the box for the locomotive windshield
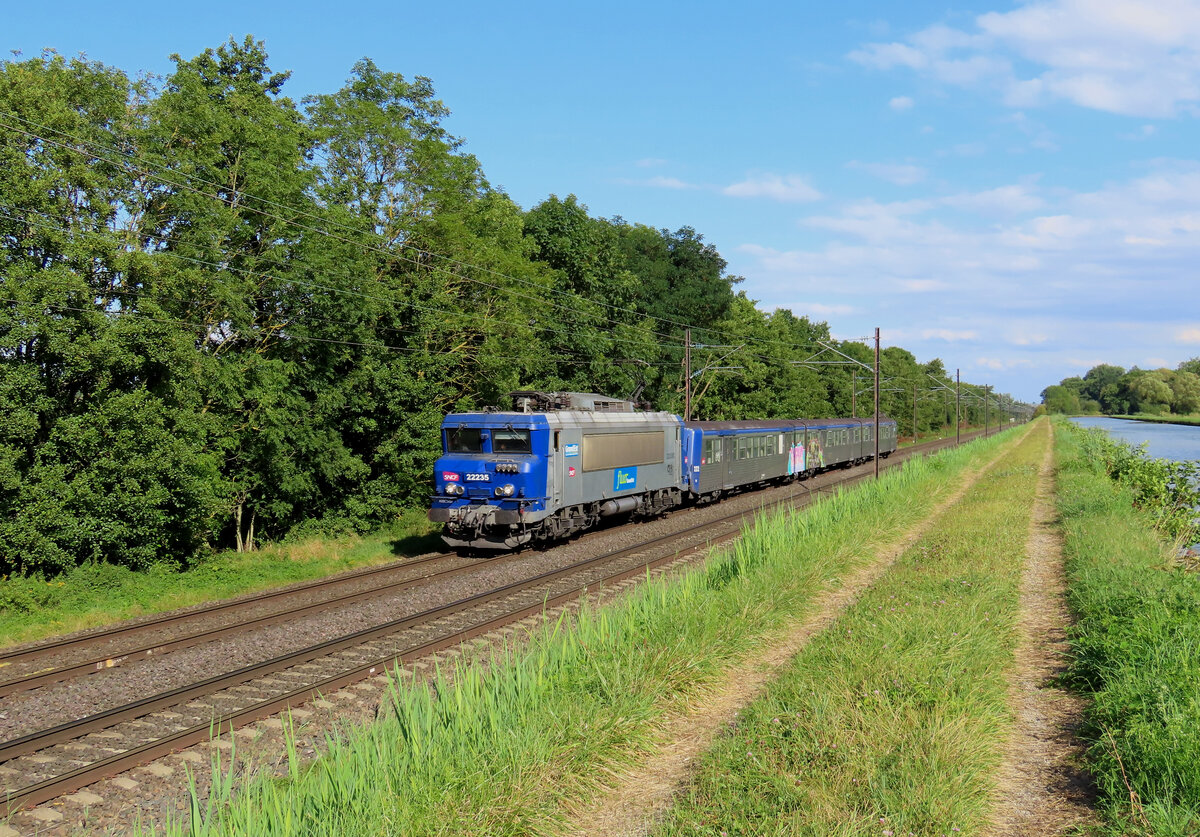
[493,429,532,453]
[447,427,483,452]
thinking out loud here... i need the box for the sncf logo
[442,472,460,482]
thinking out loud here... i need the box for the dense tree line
[0,39,1011,576]
[1041,360,1200,416]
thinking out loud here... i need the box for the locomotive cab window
[493,429,532,454]
[447,427,483,452]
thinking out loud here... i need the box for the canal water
[1071,417,1200,551]
[1070,417,1200,464]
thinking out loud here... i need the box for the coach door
[723,435,735,490]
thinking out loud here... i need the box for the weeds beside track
[648,420,1047,836]
[146,429,1021,836]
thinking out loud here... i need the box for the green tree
[0,52,225,573]
[1042,385,1082,415]
[1167,370,1200,415]
[1081,364,1125,413]
[1125,371,1173,415]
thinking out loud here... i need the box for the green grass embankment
[650,421,1048,836]
[151,430,1025,837]
[1110,413,1200,427]
[0,512,441,648]
[1056,422,1200,835]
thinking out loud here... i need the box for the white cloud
[1008,330,1049,346]
[800,302,858,316]
[645,176,698,190]
[733,159,1200,401]
[901,279,945,292]
[977,356,1036,370]
[723,173,822,202]
[923,328,979,340]
[943,184,1044,215]
[850,0,1200,117]
[847,160,927,185]
[889,95,915,111]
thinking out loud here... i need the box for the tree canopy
[1041,360,1200,416]
[0,41,1013,576]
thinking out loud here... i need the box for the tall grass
[0,511,441,648]
[145,430,1023,837]
[1056,421,1200,835]
[650,423,1048,836]
[147,429,1032,834]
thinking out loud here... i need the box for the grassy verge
[650,421,1047,836]
[1110,413,1200,427]
[1055,421,1200,835]
[148,428,1026,837]
[0,511,441,648]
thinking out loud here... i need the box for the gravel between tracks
[2,436,971,835]
[0,460,880,743]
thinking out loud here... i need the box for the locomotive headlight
[494,483,515,497]
[445,483,465,496]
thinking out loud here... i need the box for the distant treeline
[1,37,1007,576]
[1041,359,1200,416]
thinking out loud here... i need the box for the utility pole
[874,328,881,478]
[984,385,990,436]
[913,382,918,444]
[851,371,856,418]
[955,368,961,446]
[684,328,692,422]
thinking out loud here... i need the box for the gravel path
[0,437,968,835]
[557,426,1022,837]
[987,422,1098,835]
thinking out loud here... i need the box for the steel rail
[0,553,539,698]
[0,552,453,668]
[0,447,866,815]
[0,428,999,815]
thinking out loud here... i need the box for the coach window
[705,438,722,463]
[554,430,560,451]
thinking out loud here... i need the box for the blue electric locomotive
[428,392,683,549]
[428,391,897,550]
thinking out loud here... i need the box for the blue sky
[9,0,1200,403]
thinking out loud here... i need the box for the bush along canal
[1057,419,1200,836]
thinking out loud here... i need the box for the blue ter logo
[613,466,638,492]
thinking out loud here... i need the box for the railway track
[0,429,989,819]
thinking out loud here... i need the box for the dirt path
[987,422,1098,835]
[559,427,1033,837]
